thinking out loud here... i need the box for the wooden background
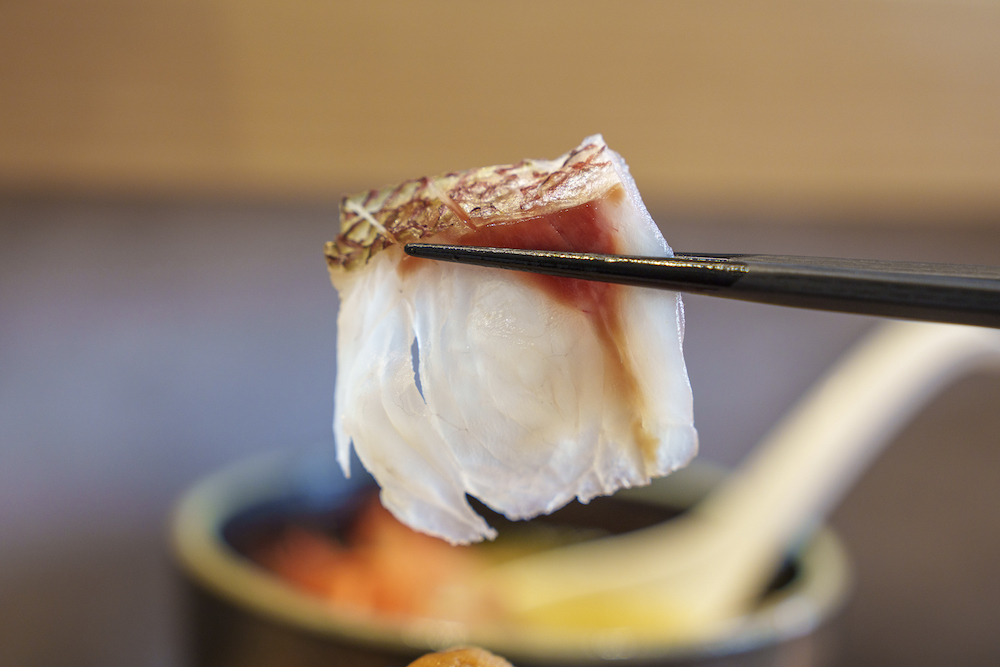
[3,0,1000,222]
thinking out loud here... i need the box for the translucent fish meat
[324,135,697,545]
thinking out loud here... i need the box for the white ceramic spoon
[482,321,1000,639]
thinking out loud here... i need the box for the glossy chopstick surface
[403,243,1000,328]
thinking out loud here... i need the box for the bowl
[172,448,850,666]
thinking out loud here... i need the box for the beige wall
[2,1,1000,221]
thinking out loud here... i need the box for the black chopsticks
[403,243,1000,328]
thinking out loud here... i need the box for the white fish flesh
[325,135,697,544]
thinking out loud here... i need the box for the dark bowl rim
[170,449,851,664]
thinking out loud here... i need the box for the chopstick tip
[403,242,430,257]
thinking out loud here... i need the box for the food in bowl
[250,491,487,622]
[245,488,669,627]
[324,135,697,545]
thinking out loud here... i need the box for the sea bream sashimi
[324,135,697,545]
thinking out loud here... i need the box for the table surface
[1,196,998,666]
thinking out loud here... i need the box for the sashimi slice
[325,135,697,544]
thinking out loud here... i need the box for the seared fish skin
[326,135,697,545]
[325,137,622,270]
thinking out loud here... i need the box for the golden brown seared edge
[324,137,619,274]
[407,647,514,667]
